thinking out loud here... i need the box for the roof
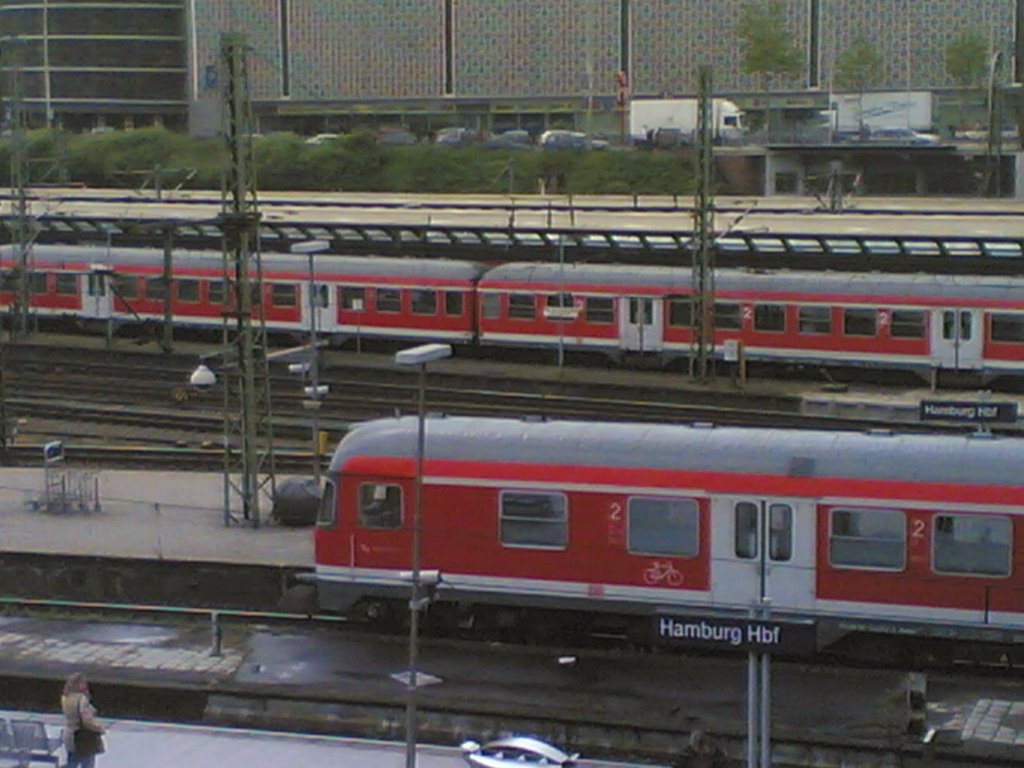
[330,416,1022,489]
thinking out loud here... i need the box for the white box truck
[629,98,746,146]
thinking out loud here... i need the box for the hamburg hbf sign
[653,615,818,656]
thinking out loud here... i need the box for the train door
[931,309,983,369]
[83,270,112,320]
[619,296,664,352]
[711,497,815,611]
[304,281,333,333]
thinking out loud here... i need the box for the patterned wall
[452,0,620,97]
[631,0,808,95]
[288,0,443,99]
[820,0,1015,91]
[193,0,282,100]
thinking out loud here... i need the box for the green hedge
[0,128,695,195]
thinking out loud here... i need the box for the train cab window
[207,280,224,304]
[115,275,138,300]
[499,491,567,549]
[627,497,698,557]
[481,293,500,319]
[411,289,437,315]
[668,299,693,328]
[585,296,613,324]
[340,286,366,311]
[933,514,1011,577]
[754,304,785,332]
[317,479,337,527]
[798,306,830,334]
[55,274,78,296]
[829,508,905,570]
[843,308,877,337]
[890,310,925,339]
[177,279,200,303]
[508,294,536,320]
[270,283,297,308]
[444,291,463,316]
[990,313,1024,343]
[358,483,402,529]
[376,287,401,313]
[30,272,48,294]
[714,303,742,330]
[144,277,166,301]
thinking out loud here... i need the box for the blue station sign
[919,400,1018,424]
[653,615,818,656]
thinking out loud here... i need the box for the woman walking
[61,673,106,768]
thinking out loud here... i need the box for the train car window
[207,280,224,304]
[177,279,200,303]
[444,291,463,316]
[270,283,297,308]
[714,303,742,330]
[798,306,830,334]
[961,312,973,340]
[990,313,1024,343]
[55,274,78,296]
[668,299,693,327]
[376,287,401,313]
[627,497,698,557]
[769,504,792,561]
[890,310,925,339]
[585,296,613,323]
[115,275,138,300]
[144,277,166,301]
[754,304,785,332]
[30,272,48,294]
[481,293,500,319]
[629,299,653,325]
[933,514,1011,577]
[358,483,402,529]
[499,491,567,549]
[411,289,437,315]
[829,508,905,570]
[943,310,972,341]
[317,479,337,527]
[340,286,365,310]
[508,294,536,320]
[0,271,14,291]
[843,308,877,337]
[735,502,758,559]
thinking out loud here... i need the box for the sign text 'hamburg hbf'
[919,400,1018,424]
[654,615,817,656]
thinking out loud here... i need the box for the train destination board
[919,400,1018,424]
[654,615,817,656]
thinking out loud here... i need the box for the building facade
[1,0,1021,133]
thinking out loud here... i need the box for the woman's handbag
[74,698,105,755]
[73,727,105,756]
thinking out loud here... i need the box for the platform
[0,468,311,567]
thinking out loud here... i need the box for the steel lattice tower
[690,67,715,381]
[217,33,276,527]
[3,38,32,339]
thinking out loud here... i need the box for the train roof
[7,245,485,281]
[482,262,1024,301]
[330,415,1022,489]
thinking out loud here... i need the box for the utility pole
[690,67,715,381]
[217,33,275,528]
[3,37,33,339]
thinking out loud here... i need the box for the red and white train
[314,415,1024,654]
[3,243,1024,376]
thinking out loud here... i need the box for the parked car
[539,130,588,150]
[867,127,940,145]
[460,737,579,768]
[304,133,339,146]
[483,129,533,150]
[375,126,418,146]
[434,127,484,145]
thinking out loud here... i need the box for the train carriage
[314,416,1024,649]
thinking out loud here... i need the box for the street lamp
[394,342,452,768]
[290,240,331,484]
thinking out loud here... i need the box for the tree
[736,0,803,140]
[835,35,884,132]
[946,29,989,130]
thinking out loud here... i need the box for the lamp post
[290,240,330,484]
[394,342,452,768]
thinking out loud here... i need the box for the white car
[460,737,579,767]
